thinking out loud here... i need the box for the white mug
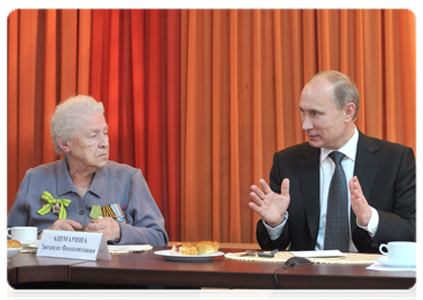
[7,226,38,243]
[379,241,416,261]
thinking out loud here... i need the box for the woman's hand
[38,219,83,239]
[46,219,83,231]
[84,217,121,242]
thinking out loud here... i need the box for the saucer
[376,256,416,268]
[28,240,40,249]
[20,241,33,249]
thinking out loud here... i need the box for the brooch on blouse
[37,191,71,219]
[90,204,127,223]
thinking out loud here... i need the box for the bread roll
[7,239,22,249]
[195,241,219,255]
[171,243,198,255]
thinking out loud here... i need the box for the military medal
[51,202,61,215]
[90,204,126,223]
[37,191,71,220]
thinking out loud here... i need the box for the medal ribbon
[90,205,103,220]
[102,205,115,218]
[90,204,126,223]
[37,191,71,219]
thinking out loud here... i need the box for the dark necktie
[324,151,349,252]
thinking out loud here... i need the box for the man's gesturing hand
[248,178,290,227]
[349,176,372,227]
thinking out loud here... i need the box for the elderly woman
[6,96,200,300]
[7,95,168,246]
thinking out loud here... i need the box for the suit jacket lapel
[294,133,380,245]
[297,145,321,244]
[351,132,380,232]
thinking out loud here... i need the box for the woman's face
[65,113,109,171]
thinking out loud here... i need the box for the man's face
[66,113,109,170]
[299,79,351,150]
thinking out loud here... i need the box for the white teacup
[379,241,416,261]
[7,226,38,243]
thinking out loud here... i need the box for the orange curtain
[7,9,182,241]
[180,9,416,242]
[7,9,415,243]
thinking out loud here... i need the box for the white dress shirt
[264,126,379,252]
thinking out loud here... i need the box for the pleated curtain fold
[7,9,416,243]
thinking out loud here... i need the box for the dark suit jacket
[256,131,416,253]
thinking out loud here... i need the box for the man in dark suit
[249,70,415,253]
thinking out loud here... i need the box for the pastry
[171,242,198,255]
[195,241,219,255]
[7,239,22,249]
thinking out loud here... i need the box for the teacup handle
[379,243,389,255]
[7,227,12,238]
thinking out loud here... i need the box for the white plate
[376,256,416,268]
[7,247,23,260]
[154,250,224,262]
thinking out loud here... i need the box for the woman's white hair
[51,95,104,154]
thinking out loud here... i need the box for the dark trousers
[12,282,201,300]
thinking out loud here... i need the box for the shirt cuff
[356,206,379,238]
[263,211,289,241]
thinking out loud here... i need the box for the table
[7,252,87,288]
[7,247,416,289]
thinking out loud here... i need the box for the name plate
[37,230,111,260]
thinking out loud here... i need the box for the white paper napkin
[291,250,347,258]
[108,244,152,252]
